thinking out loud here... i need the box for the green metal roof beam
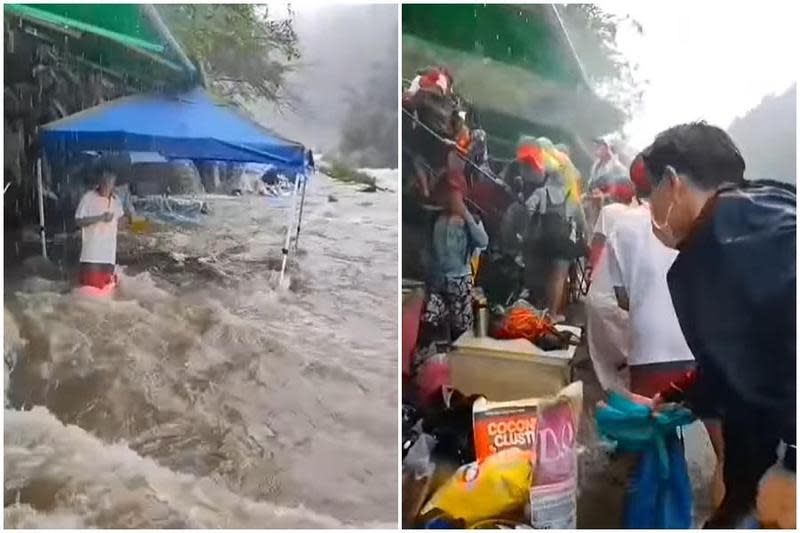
[6,3,165,53]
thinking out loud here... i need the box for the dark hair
[641,121,745,190]
[94,164,117,186]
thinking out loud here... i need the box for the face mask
[650,169,679,248]
[651,201,677,248]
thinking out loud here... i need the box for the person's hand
[625,390,655,408]
[616,389,664,414]
[101,211,114,223]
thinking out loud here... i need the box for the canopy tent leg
[36,156,48,259]
[279,173,302,286]
[294,175,308,251]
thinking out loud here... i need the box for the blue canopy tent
[35,87,312,282]
[40,87,307,171]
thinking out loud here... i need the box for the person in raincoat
[554,142,583,202]
[585,138,628,229]
[588,137,627,191]
[608,153,725,512]
[637,122,795,528]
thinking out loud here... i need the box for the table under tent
[35,87,311,283]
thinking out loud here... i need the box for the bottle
[473,289,488,337]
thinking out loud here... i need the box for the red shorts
[78,263,117,289]
[630,361,722,449]
[629,361,696,398]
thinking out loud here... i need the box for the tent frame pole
[279,173,302,285]
[36,156,48,259]
[294,175,308,251]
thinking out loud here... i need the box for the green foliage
[558,4,645,120]
[158,4,300,106]
[321,160,377,186]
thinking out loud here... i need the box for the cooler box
[449,325,581,401]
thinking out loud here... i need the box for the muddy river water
[4,170,398,528]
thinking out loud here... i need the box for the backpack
[528,188,576,259]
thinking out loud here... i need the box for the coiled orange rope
[494,307,558,343]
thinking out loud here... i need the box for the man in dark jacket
[638,122,795,528]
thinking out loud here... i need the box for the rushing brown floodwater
[4,170,398,528]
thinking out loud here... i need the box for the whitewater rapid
[4,170,398,528]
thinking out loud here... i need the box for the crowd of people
[403,65,632,344]
[404,65,795,528]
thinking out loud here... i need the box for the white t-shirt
[593,202,631,238]
[590,203,639,302]
[585,203,636,391]
[605,204,693,366]
[75,190,125,265]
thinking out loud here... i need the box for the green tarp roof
[402,4,583,87]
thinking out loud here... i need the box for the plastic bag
[529,477,577,529]
[403,433,439,526]
[404,433,437,478]
[624,435,692,528]
[420,448,532,526]
[530,388,580,528]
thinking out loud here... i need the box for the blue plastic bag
[595,393,696,529]
[624,433,692,528]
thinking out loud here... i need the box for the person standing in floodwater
[74,168,129,290]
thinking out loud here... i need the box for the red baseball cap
[516,145,545,175]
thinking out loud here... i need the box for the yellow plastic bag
[420,447,533,526]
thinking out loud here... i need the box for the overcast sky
[255,3,397,153]
[602,1,799,150]
[260,2,798,158]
